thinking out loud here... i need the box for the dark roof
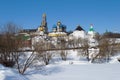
[75,25,84,31]
[21,29,37,33]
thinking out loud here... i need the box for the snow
[0,52,120,80]
[110,55,120,63]
[0,64,27,80]
[114,38,120,43]
[25,64,120,80]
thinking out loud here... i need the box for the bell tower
[41,13,48,33]
[42,14,47,26]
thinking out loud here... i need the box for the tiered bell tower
[38,13,48,35]
[41,13,48,33]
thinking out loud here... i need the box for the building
[19,13,48,47]
[37,13,48,35]
[69,25,86,39]
[19,13,100,51]
[88,24,96,39]
[48,21,67,37]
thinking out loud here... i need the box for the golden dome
[57,21,61,26]
[38,27,44,31]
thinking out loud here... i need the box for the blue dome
[52,25,57,28]
[63,25,66,28]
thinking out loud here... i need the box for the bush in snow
[0,23,22,67]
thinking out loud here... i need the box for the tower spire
[40,13,48,33]
[42,13,47,26]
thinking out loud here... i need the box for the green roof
[89,26,94,32]
[22,35,30,40]
[15,34,30,40]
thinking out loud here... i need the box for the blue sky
[0,0,120,33]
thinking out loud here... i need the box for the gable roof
[75,25,84,31]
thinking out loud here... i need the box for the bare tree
[89,33,117,63]
[33,40,53,65]
[77,38,89,61]
[98,38,117,62]
[0,23,22,67]
[0,23,37,75]
[60,50,68,61]
[14,51,37,75]
[59,38,69,61]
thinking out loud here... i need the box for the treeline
[103,32,120,38]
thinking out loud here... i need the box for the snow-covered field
[0,52,120,80]
[30,64,120,80]
[1,63,120,80]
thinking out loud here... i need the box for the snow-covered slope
[0,64,27,80]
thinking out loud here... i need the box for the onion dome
[63,25,66,29]
[52,25,57,28]
[39,27,44,31]
[88,24,96,38]
[57,21,61,26]
[89,25,94,32]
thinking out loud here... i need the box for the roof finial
[90,24,93,28]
